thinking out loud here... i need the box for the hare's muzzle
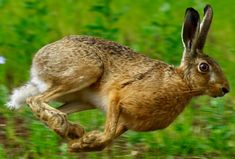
[221,86,229,96]
[209,81,230,98]
[222,87,229,94]
[215,83,230,97]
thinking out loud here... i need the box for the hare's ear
[197,5,213,51]
[181,7,200,54]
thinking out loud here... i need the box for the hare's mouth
[212,91,228,98]
[212,94,223,98]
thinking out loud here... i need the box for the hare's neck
[175,67,204,97]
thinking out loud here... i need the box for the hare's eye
[199,63,209,73]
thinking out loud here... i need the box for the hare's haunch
[7,5,229,152]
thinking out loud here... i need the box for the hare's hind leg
[26,87,85,140]
[26,73,100,140]
[58,101,95,114]
[27,54,103,140]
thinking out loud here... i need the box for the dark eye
[199,62,209,73]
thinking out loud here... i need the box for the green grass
[0,0,235,158]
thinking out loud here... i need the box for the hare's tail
[6,82,39,109]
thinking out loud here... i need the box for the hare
[7,5,229,152]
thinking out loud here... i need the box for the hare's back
[70,36,157,76]
[32,35,156,84]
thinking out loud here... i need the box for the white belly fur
[81,89,108,111]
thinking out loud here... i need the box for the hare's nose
[222,87,229,94]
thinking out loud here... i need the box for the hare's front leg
[69,125,126,152]
[69,92,126,152]
[26,87,85,140]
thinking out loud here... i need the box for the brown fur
[10,5,229,152]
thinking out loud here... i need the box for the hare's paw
[68,131,107,152]
[66,123,85,140]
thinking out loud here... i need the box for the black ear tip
[204,4,212,13]
[185,7,200,19]
[185,7,197,15]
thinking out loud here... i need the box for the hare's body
[7,5,230,152]
[32,35,193,131]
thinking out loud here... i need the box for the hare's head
[180,5,229,98]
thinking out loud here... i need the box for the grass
[0,0,235,158]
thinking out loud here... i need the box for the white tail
[6,83,39,109]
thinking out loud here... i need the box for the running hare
[7,5,229,152]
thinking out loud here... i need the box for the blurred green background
[0,0,235,158]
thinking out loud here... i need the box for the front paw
[68,131,106,152]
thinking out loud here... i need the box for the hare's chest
[120,95,191,131]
